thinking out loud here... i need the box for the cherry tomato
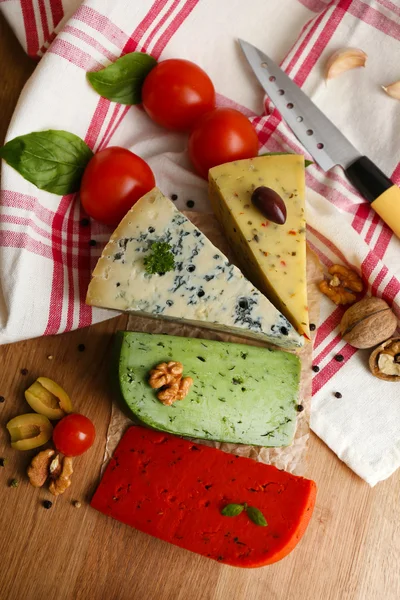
[142,59,215,131]
[80,147,155,227]
[53,414,96,457]
[188,108,259,179]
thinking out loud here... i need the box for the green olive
[6,413,53,450]
[25,377,73,420]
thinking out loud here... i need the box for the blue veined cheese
[86,188,304,350]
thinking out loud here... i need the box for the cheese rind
[86,188,304,350]
[116,331,301,447]
[209,155,309,337]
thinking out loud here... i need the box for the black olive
[251,186,287,224]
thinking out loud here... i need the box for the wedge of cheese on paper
[86,188,304,350]
[209,155,309,338]
[91,425,317,568]
[116,331,301,447]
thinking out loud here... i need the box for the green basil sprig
[246,506,268,527]
[260,151,313,167]
[87,52,157,105]
[221,503,245,517]
[221,502,268,527]
[0,130,93,195]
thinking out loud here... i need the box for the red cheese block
[91,426,316,568]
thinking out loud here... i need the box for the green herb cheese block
[115,331,301,447]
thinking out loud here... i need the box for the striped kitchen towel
[1,0,400,486]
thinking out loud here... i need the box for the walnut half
[319,264,363,305]
[27,449,55,487]
[369,338,400,381]
[27,450,74,495]
[149,361,193,405]
[149,361,183,388]
[49,456,74,496]
[157,377,194,405]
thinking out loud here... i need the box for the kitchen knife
[239,39,400,238]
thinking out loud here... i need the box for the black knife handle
[345,156,393,203]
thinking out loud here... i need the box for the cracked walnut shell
[340,298,397,349]
[369,338,400,381]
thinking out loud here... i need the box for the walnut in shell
[339,297,397,349]
[369,338,400,381]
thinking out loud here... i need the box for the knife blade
[239,39,400,239]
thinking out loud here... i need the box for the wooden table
[0,16,399,600]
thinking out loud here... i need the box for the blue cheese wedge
[86,188,304,350]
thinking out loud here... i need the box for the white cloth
[1,0,400,486]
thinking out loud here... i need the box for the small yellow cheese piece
[209,155,309,338]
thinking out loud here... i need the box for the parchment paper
[103,213,322,476]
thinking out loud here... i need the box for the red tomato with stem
[142,59,215,131]
[188,108,259,179]
[53,414,96,457]
[80,147,155,227]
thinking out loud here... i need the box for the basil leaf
[259,151,289,157]
[221,503,245,517]
[0,130,93,195]
[246,506,268,527]
[259,152,313,168]
[87,52,157,105]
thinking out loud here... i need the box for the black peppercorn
[334,392,342,398]
[171,194,178,201]
[297,405,304,412]
[186,200,195,208]
[80,218,90,227]
[334,354,344,362]
[280,327,288,336]
[0,395,4,403]
[310,323,316,331]
[0,458,6,467]
[78,344,86,352]
[20,368,28,376]
[43,500,53,509]
[312,365,320,373]
[89,239,97,247]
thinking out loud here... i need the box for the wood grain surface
[0,15,399,600]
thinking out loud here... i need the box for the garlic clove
[382,81,400,100]
[325,48,367,80]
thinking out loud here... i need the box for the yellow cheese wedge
[209,155,309,338]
